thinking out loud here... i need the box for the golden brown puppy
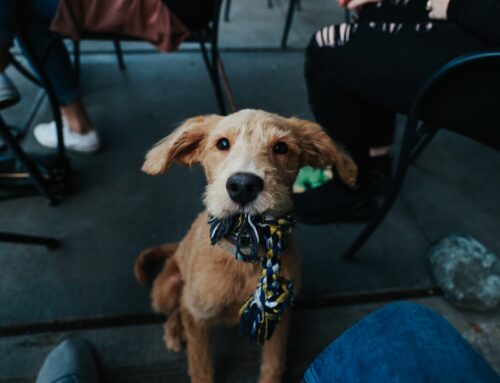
[135,109,357,383]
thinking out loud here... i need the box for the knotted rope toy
[208,213,295,344]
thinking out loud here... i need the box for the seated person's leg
[358,0,430,23]
[304,302,500,383]
[18,0,100,152]
[0,0,21,109]
[298,20,495,223]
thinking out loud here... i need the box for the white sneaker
[0,72,21,109]
[34,118,101,153]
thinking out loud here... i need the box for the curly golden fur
[135,109,357,383]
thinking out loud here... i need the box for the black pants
[305,0,500,181]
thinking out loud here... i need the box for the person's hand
[427,0,451,20]
[340,0,381,10]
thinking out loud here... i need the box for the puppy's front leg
[181,307,214,383]
[258,312,290,383]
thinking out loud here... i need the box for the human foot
[34,118,101,153]
[293,171,378,225]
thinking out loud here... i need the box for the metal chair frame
[69,0,231,115]
[2,0,232,249]
[0,114,61,248]
[0,0,71,205]
[6,0,232,204]
[344,51,500,260]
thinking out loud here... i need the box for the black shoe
[370,155,392,196]
[292,174,378,225]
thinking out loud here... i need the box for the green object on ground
[293,166,333,193]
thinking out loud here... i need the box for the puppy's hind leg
[151,257,183,315]
[164,308,185,352]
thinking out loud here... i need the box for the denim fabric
[0,0,80,105]
[304,302,500,383]
[35,339,99,383]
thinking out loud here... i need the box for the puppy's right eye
[216,138,230,151]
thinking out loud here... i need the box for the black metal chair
[68,0,235,115]
[344,51,500,261]
[8,0,234,204]
[0,112,61,249]
[6,0,71,205]
[0,114,63,204]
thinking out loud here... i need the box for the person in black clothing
[295,0,500,224]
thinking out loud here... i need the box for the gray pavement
[1,0,500,381]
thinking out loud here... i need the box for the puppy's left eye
[273,141,288,155]
[216,138,230,151]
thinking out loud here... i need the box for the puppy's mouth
[225,230,251,249]
[208,212,296,262]
[208,213,262,262]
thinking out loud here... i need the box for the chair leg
[14,2,69,166]
[9,54,42,87]
[281,0,299,49]
[268,0,274,8]
[216,55,237,113]
[73,40,81,86]
[200,39,227,115]
[344,120,422,261]
[0,232,60,249]
[0,117,59,205]
[224,0,232,22]
[411,125,438,163]
[113,39,126,71]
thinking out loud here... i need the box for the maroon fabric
[50,0,191,52]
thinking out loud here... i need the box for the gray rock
[429,234,500,311]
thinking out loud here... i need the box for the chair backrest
[407,51,500,151]
[55,0,224,44]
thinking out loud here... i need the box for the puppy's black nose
[226,172,264,205]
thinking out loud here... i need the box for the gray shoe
[0,72,20,110]
[35,339,100,383]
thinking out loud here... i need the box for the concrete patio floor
[1,0,499,381]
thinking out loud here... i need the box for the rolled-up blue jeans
[0,0,80,106]
[305,302,500,383]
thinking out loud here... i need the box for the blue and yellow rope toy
[208,213,295,344]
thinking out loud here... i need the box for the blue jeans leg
[2,0,80,105]
[304,302,500,383]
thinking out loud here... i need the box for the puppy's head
[142,109,357,218]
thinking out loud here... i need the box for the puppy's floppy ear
[290,117,358,188]
[142,115,221,175]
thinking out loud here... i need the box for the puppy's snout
[226,172,264,206]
